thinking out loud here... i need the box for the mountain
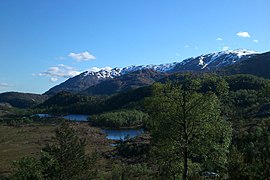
[44,64,177,95]
[217,51,270,79]
[170,49,257,72]
[0,92,49,109]
[82,69,168,95]
[44,71,103,95]
[44,49,259,95]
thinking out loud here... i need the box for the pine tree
[41,123,97,180]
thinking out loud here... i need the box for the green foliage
[38,86,153,115]
[90,110,149,128]
[145,80,232,179]
[222,89,261,119]
[38,91,106,115]
[40,123,97,179]
[229,118,270,179]
[160,73,229,96]
[225,74,270,91]
[102,86,153,112]
[11,156,43,180]
[219,74,270,121]
[117,138,150,157]
[6,73,270,179]
[9,123,97,180]
[6,117,33,126]
[111,163,152,179]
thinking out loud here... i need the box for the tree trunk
[182,146,188,180]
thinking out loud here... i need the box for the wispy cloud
[236,31,250,38]
[184,45,190,48]
[0,82,12,87]
[68,51,96,62]
[216,37,223,41]
[35,64,81,82]
[253,39,259,43]
[222,46,229,51]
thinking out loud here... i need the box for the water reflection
[63,114,89,121]
[33,114,89,122]
[101,128,144,140]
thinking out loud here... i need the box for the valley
[1,49,270,179]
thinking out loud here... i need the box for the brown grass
[0,123,113,176]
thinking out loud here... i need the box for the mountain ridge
[44,49,259,95]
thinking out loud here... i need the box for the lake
[101,128,144,140]
[33,114,144,140]
[33,114,89,122]
[63,114,89,121]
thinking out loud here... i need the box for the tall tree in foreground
[41,123,97,180]
[146,79,232,180]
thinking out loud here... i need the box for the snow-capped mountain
[80,49,258,78]
[81,62,179,80]
[171,49,258,72]
[44,49,259,95]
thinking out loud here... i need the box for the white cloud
[236,31,250,38]
[222,46,229,51]
[35,64,81,82]
[87,66,112,72]
[50,77,58,82]
[176,53,180,57]
[0,82,12,87]
[184,45,190,48]
[68,51,96,62]
[253,39,259,43]
[194,46,199,50]
[216,37,223,41]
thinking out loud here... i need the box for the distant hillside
[44,49,259,95]
[38,91,107,115]
[43,72,103,95]
[81,69,168,95]
[218,51,270,78]
[0,92,48,108]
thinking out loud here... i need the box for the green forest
[1,73,270,179]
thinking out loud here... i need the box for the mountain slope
[44,71,103,95]
[0,92,48,108]
[44,49,259,95]
[218,51,270,78]
[170,49,257,72]
[82,69,167,95]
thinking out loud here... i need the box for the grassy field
[0,123,113,176]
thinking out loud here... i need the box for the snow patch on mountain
[83,62,178,79]
[82,49,259,79]
[194,49,258,70]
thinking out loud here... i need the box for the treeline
[2,73,270,179]
[37,86,152,115]
[35,73,270,179]
[89,110,148,128]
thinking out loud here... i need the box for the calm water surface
[101,128,144,140]
[33,114,89,121]
[63,114,89,121]
[33,114,143,140]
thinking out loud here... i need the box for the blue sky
[0,0,269,94]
